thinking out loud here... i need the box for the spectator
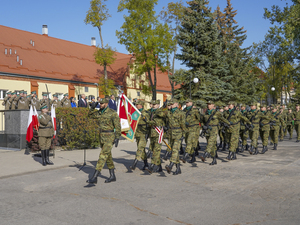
[70,97,77,108]
[78,94,87,108]
[108,94,117,111]
[95,97,100,109]
[89,96,98,109]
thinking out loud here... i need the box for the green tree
[85,0,116,86]
[116,0,175,100]
[176,0,233,105]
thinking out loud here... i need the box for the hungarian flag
[33,106,39,130]
[117,94,141,142]
[26,105,34,142]
[51,105,56,138]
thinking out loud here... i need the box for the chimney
[91,37,96,46]
[42,25,48,35]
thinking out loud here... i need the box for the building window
[0,90,7,100]
[85,87,89,92]
[137,91,140,97]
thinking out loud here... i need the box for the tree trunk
[98,26,104,49]
[153,63,157,100]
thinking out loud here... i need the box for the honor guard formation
[2,91,300,185]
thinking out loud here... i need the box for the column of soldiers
[126,100,300,177]
[2,91,72,110]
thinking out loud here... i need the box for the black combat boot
[218,141,223,149]
[105,169,116,183]
[200,152,209,162]
[141,159,148,170]
[188,152,196,163]
[221,143,226,151]
[232,152,237,160]
[163,151,170,160]
[154,164,162,172]
[129,159,138,170]
[209,155,217,165]
[181,152,189,163]
[236,146,239,153]
[273,144,277,150]
[45,150,53,165]
[279,139,283,142]
[179,145,184,155]
[240,145,245,153]
[245,144,249,151]
[41,150,46,166]
[261,146,268,154]
[86,170,100,184]
[253,147,259,155]
[296,140,299,143]
[173,164,181,175]
[215,151,219,158]
[165,162,174,174]
[146,150,151,158]
[249,145,254,154]
[145,163,154,174]
[226,151,233,160]
[195,146,199,156]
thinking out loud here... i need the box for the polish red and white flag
[154,126,164,144]
[33,106,39,130]
[51,105,56,138]
[26,105,34,142]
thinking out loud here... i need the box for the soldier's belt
[187,124,199,127]
[39,127,52,129]
[100,130,114,133]
[170,127,181,129]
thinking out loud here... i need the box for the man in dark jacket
[108,95,117,111]
[78,94,87,108]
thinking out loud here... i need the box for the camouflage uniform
[286,111,294,139]
[246,107,260,151]
[239,108,249,148]
[258,109,272,148]
[294,108,300,141]
[280,108,288,139]
[88,106,121,172]
[134,107,149,161]
[270,110,285,148]
[184,105,200,155]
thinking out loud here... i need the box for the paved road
[0,135,299,225]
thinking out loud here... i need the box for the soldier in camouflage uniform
[270,106,285,150]
[29,91,40,110]
[258,105,272,154]
[165,99,187,175]
[221,104,230,151]
[162,101,173,161]
[38,103,54,166]
[50,94,61,109]
[217,105,225,150]
[182,99,200,163]
[145,100,165,174]
[129,100,150,171]
[294,104,300,142]
[286,108,294,139]
[86,98,121,184]
[17,90,30,109]
[61,93,71,108]
[239,104,249,152]
[246,103,260,155]
[224,102,250,160]
[280,105,288,140]
[200,101,230,165]
[2,91,12,110]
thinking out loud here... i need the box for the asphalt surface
[0,134,300,225]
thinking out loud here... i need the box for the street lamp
[189,75,199,98]
[271,87,275,104]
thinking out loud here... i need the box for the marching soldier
[224,102,250,160]
[61,93,71,108]
[270,105,285,150]
[221,104,230,151]
[86,98,121,184]
[17,90,30,109]
[217,105,225,150]
[2,91,12,110]
[258,105,272,154]
[200,101,230,165]
[38,103,54,166]
[182,99,200,163]
[247,103,260,155]
[286,108,294,140]
[145,100,165,174]
[29,91,40,110]
[50,93,61,109]
[294,104,300,142]
[280,105,288,140]
[162,100,173,161]
[129,100,150,171]
[239,104,249,152]
[165,99,187,174]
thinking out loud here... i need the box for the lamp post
[271,86,275,104]
[189,75,199,98]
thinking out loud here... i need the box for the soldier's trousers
[149,136,162,166]
[228,127,240,153]
[218,129,224,142]
[295,124,300,141]
[249,128,259,148]
[239,129,248,146]
[38,136,52,150]
[287,125,294,138]
[166,134,172,153]
[205,127,218,157]
[185,128,198,155]
[135,136,147,161]
[270,126,280,144]
[96,134,114,172]
[259,128,270,146]
[170,137,180,164]
[279,125,285,140]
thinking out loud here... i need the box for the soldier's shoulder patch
[38,115,42,119]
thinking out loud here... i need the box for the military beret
[136,100,144,106]
[24,91,27,94]
[42,93,48,97]
[99,98,109,104]
[228,101,236,105]
[31,91,36,94]
[11,92,16,95]
[206,100,214,104]
[64,93,69,96]
[6,91,11,95]
[151,100,160,105]
[27,95,31,98]
[20,90,24,94]
[185,98,193,103]
[53,94,58,97]
[40,103,48,109]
